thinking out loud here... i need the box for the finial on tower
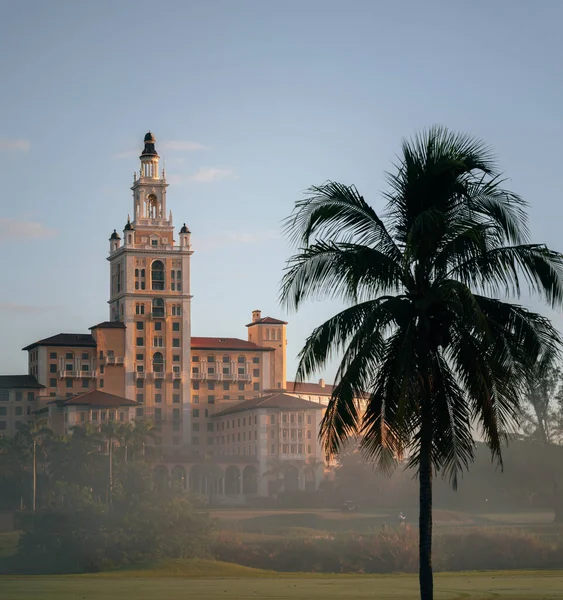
[140,131,158,158]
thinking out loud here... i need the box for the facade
[1,131,343,499]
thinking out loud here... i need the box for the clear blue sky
[1,0,563,380]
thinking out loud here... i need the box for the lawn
[2,566,563,599]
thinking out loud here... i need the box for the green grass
[2,565,563,599]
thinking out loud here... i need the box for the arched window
[176,304,181,316]
[148,194,159,219]
[276,329,281,341]
[152,298,164,318]
[151,260,165,290]
[172,305,176,316]
[265,328,270,340]
[116,263,121,293]
[153,352,164,373]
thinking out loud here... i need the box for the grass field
[2,563,563,599]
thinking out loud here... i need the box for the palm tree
[304,456,324,491]
[280,127,563,600]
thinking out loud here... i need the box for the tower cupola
[179,223,191,248]
[139,131,159,178]
[109,229,121,252]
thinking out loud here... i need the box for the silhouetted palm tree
[281,127,563,600]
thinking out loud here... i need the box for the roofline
[22,338,97,351]
[89,322,126,330]
[191,345,274,352]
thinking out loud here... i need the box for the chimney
[319,378,325,388]
[252,310,262,323]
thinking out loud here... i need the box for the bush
[212,526,563,573]
[10,495,214,574]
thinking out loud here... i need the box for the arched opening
[152,298,164,318]
[242,465,258,495]
[151,260,165,291]
[147,194,159,218]
[116,263,121,293]
[284,465,299,492]
[171,465,187,490]
[153,352,164,373]
[154,465,169,492]
[225,465,241,496]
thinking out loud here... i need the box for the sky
[1,0,563,381]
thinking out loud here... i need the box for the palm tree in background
[280,127,563,600]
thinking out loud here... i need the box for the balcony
[136,371,145,379]
[221,371,237,381]
[149,311,165,319]
[106,356,116,365]
[59,370,77,378]
[191,372,205,380]
[206,372,221,381]
[172,369,182,380]
[237,373,251,382]
[153,372,165,379]
[115,356,124,364]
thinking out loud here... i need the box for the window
[136,407,143,417]
[193,395,199,404]
[192,409,200,417]
[152,298,165,317]
[50,352,57,359]
[192,355,200,362]
[153,336,163,347]
[155,379,162,389]
[151,238,158,247]
[152,352,164,374]
[0,407,6,416]
[80,412,86,423]
[238,395,244,400]
[173,380,180,389]
[154,408,162,421]
[253,369,260,377]
[192,381,199,390]
[173,394,180,403]
[81,352,89,360]
[238,356,245,364]
[173,354,180,362]
[100,379,104,388]
[173,322,180,331]
[155,393,162,403]
[92,411,99,421]
[208,367,215,375]
[136,321,144,330]
[173,408,180,420]
[136,393,144,403]
[0,422,6,431]
[82,379,89,389]
[154,321,162,331]
[136,379,144,389]
[50,364,57,373]
[136,337,144,346]
[223,382,229,390]
[173,422,180,432]
[238,382,245,391]
[151,260,165,290]
[49,378,57,387]
[223,395,230,400]
[27,392,34,402]
[208,395,215,404]
[253,382,260,391]
[66,379,72,388]
[208,382,215,391]
[253,357,260,364]
[172,338,180,347]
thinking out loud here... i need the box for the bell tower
[107,132,193,449]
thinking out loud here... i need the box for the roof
[212,392,324,417]
[89,321,126,330]
[61,390,137,408]
[286,381,334,396]
[246,316,288,327]
[23,333,96,351]
[0,375,45,390]
[191,337,274,352]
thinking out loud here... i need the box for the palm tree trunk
[32,439,37,513]
[419,404,433,600]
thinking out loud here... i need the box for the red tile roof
[212,392,325,417]
[286,381,334,395]
[62,390,137,407]
[89,321,126,330]
[246,316,288,327]
[23,333,96,351]
[191,337,274,352]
